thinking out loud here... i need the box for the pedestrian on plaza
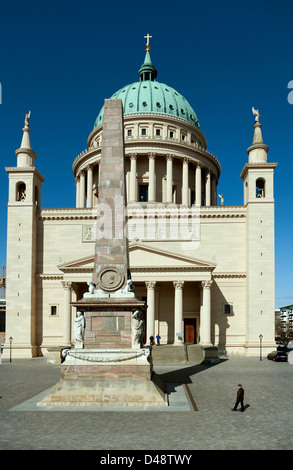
[232,384,245,412]
[149,336,155,346]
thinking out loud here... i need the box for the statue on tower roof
[252,107,260,123]
[24,110,31,127]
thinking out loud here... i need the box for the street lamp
[259,334,263,361]
[9,336,13,363]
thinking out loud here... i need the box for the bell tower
[241,108,277,355]
[5,112,44,357]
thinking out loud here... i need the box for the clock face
[98,267,124,292]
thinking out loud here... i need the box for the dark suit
[234,387,244,411]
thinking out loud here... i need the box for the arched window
[256,178,265,198]
[16,182,26,201]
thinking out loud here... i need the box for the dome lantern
[138,34,157,82]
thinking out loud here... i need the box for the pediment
[57,255,94,272]
[129,243,215,270]
[57,243,216,273]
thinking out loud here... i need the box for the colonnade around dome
[73,117,221,209]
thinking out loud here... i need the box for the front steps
[151,344,216,365]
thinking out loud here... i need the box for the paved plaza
[0,354,292,450]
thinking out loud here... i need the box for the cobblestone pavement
[0,355,292,450]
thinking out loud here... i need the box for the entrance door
[184,318,197,344]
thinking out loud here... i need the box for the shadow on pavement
[156,358,229,385]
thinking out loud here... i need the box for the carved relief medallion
[97,267,124,292]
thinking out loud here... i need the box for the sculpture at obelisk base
[38,99,167,407]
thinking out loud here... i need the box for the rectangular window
[156,129,161,136]
[224,304,232,315]
[127,129,132,136]
[50,305,57,316]
[141,128,147,136]
[170,131,174,138]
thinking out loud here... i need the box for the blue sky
[0,0,292,307]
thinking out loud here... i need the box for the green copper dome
[94,47,200,130]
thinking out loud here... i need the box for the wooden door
[184,318,197,343]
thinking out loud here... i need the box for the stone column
[76,176,80,208]
[205,170,211,206]
[79,170,86,208]
[145,281,156,342]
[62,281,72,346]
[173,281,184,344]
[166,154,173,203]
[148,153,156,202]
[129,154,137,202]
[195,163,202,206]
[200,280,213,346]
[155,285,160,338]
[182,157,189,205]
[87,165,93,208]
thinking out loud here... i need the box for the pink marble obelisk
[92,99,130,292]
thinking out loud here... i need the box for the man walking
[232,384,244,412]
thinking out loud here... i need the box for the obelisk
[91,99,130,292]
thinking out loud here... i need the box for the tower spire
[15,111,37,167]
[247,107,269,163]
[20,111,32,149]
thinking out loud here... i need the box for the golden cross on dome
[144,33,152,51]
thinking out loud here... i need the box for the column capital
[166,154,174,161]
[148,152,157,159]
[62,281,72,290]
[196,162,204,169]
[87,164,94,171]
[173,281,184,289]
[183,157,190,165]
[145,280,156,289]
[129,153,138,160]
[201,280,213,289]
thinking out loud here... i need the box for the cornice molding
[213,273,246,279]
[40,206,246,221]
[40,208,95,221]
[38,274,64,280]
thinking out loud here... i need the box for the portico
[56,244,215,349]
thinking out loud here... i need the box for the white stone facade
[4,75,277,358]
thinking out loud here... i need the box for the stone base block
[37,373,167,407]
[203,346,219,359]
[61,363,152,382]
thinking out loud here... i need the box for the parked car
[267,350,288,362]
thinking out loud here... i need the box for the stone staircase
[151,344,206,365]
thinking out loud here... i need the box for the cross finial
[144,33,152,52]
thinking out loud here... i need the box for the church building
[5,38,277,357]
